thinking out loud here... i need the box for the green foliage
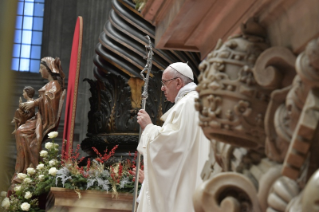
[1,133,142,212]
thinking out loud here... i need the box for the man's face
[161,67,180,103]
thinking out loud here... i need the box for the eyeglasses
[161,77,178,87]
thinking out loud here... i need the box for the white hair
[167,68,193,85]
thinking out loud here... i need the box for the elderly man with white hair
[136,62,210,212]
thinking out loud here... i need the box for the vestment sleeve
[138,96,197,170]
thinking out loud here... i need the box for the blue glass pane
[21,45,31,58]
[33,17,43,30]
[25,0,35,2]
[16,16,23,29]
[31,46,41,59]
[35,0,44,2]
[31,31,42,45]
[13,44,21,57]
[34,3,44,17]
[14,30,22,43]
[30,60,40,72]
[22,30,32,44]
[24,3,34,16]
[11,58,20,71]
[20,59,30,71]
[23,16,33,30]
[17,2,24,15]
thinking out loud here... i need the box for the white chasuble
[137,91,210,212]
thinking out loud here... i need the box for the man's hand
[131,168,144,183]
[137,109,152,130]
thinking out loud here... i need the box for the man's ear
[176,78,183,89]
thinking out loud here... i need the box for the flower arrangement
[56,141,140,197]
[1,131,141,211]
[1,131,60,211]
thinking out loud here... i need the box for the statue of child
[11,86,36,133]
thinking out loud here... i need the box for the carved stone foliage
[195,18,271,149]
[194,19,319,212]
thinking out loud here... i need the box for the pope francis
[136,62,210,212]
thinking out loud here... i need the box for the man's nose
[161,85,165,91]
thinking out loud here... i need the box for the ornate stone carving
[266,176,299,212]
[281,38,319,180]
[252,46,297,163]
[193,172,262,212]
[194,19,319,212]
[286,169,319,212]
[195,18,271,149]
[282,85,319,180]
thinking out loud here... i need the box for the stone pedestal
[46,187,133,212]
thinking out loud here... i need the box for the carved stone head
[195,18,271,149]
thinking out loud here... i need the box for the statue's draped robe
[13,100,35,131]
[14,81,62,181]
[137,91,210,212]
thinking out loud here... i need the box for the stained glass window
[12,0,45,72]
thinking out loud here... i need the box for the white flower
[40,150,48,157]
[14,185,21,192]
[17,173,27,180]
[26,167,35,175]
[36,164,44,170]
[23,178,32,184]
[24,191,32,199]
[1,197,10,209]
[48,131,58,139]
[45,142,53,150]
[49,167,58,176]
[49,159,57,166]
[38,175,45,181]
[21,202,30,211]
[54,143,59,148]
[1,191,7,197]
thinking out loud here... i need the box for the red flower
[118,163,123,177]
[87,159,91,170]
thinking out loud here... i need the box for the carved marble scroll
[252,46,297,163]
[195,18,319,212]
[193,172,261,212]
